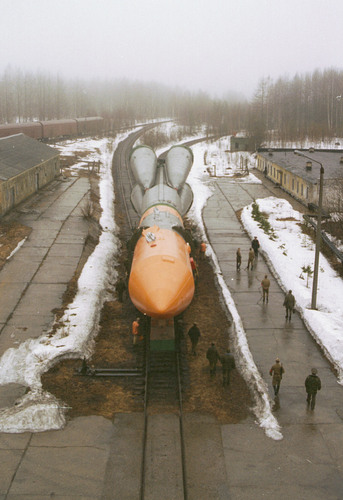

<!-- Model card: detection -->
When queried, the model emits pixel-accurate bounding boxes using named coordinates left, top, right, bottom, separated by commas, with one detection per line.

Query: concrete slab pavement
left=0, top=176, right=90, bottom=354
left=3, top=417, right=114, bottom=499
left=0, top=175, right=90, bottom=411
left=203, top=178, right=343, bottom=498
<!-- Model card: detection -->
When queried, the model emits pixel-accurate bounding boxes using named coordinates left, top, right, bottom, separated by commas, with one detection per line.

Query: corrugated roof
left=0, top=134, right=59, bottom=181
left=258, top=149, right=343, bottom=183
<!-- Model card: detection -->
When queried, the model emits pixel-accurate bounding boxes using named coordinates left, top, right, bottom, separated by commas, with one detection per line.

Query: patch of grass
left=251, top=201, right=277, bottom=240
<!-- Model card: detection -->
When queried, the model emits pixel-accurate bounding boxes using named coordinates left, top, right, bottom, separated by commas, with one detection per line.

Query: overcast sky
left=1, top=0, right=343, bottom=99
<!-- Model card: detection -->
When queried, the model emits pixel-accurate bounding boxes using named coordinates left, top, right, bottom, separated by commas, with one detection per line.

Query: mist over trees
left=0, top=66, right=343, bottom=143
left=249, top=69, right=343, bottom=145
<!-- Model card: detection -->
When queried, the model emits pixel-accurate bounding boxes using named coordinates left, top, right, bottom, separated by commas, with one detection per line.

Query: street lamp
left=294, top=150, right=324, bottom=310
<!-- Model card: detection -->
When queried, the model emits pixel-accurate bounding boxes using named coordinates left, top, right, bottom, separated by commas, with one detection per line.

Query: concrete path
left=0, top=176, right=90, bottom=357
left=202, top=178, right=343, bottom=499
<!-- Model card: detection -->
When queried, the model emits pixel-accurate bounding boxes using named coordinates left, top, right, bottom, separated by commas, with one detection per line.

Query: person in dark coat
left=220, top=349, right=236, bottom=386
left=188, top=323, right=201, bottom=355
left=305, top=368, right=321, bottom=410
left=115, top=279, right=126, bottom=302
left=283, top=290, right=295, bottom=320
left=236, top=248, right=242, bottom=271
left=252, top=236, right=260, bottom=256
left=206, top=343, right=220, bottom=376
left=269, top=358, right=284, bottom=396
left=246, top=248, right=255, bottom=270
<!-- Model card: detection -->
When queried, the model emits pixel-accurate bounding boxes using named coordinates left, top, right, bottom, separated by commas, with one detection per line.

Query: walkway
left=0, top=177, right=89, bottom=354
left=202, top=178, right=343, bottom=499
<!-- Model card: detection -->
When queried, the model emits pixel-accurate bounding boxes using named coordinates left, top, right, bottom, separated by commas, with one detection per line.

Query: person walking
left=252, top=236, right=260, bottom=256
left=188, top=323, right=201, bottom=355
left=269, top=358, right=284, bottom=396
left=305, top=368, right=321, bottom=410
left=283, top=290, right=295, bottom=320
left=200, top=241, right=207, bottom=260
left=115, top=278, right=126, bottom=303
left=132, top=317, right=140, bottom=345
left=261, top=275, right=270, bottom=303
left=236, top=248, right=242, bottom=271
left=206, top=343, right=220, bottom=376
left=190, top=257, right=198, bottom=282
left=246, top=248, right=255, bottom=270
left=220, top=349, right=236, bottom=386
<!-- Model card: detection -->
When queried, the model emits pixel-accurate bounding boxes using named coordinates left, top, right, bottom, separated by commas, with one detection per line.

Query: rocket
left=128, top=145, right=195, bottom=319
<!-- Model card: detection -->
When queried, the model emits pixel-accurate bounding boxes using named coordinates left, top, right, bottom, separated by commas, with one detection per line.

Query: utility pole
left=294, top=150, right=324, bottom=309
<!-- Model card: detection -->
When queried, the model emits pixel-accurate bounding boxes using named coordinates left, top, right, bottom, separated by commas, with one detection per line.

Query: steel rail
left=139, top=325, right=150, bottom=500
left=176, top=350, right=188, bottom=500
left=139, top=330, right=188, bottom=500
left=113, top=124, right=159, bottom=233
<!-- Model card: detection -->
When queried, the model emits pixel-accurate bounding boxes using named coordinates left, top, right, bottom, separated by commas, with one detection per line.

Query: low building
left=256, top=149, right=343, bottom=212
left=0, top=134, right=60, bottom=216
left=230, top=136, right=255, bottom=152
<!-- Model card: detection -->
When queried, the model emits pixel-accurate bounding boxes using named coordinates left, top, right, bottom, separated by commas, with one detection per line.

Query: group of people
left=260, top=278, right=296, bottom=321
left=206, top=343, right=236, bottom=385
left=236, top=236, right=260, bottom=272
left=260, top=276, right=295, bottom=320
left=236, top=237, right=297, bottom=320
left=187, top=323, right=236, bottom=386
left=269, top=357, right=322, bottom=410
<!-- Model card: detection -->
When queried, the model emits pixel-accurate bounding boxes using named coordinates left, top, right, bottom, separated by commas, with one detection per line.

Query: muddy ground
left=0, top=221, right=32, bottom=270
left=40, top=165, right=253, bottom=424
left=42, top=252, right=253, bottom=424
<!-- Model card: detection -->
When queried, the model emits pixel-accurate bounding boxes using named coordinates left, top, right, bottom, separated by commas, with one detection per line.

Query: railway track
left=140, top=327, right=188, bottom=500
left=112, top=126, right=193, bottom=499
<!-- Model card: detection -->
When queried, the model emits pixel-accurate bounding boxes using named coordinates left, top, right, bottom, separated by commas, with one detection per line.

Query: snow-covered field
left=0, top=124, right=342, bottom=440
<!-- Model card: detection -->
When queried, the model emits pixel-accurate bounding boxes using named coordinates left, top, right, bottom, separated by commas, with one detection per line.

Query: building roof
left=0, top=134, right=59, bottom=181
left=257, top=149, right=343, bottom=184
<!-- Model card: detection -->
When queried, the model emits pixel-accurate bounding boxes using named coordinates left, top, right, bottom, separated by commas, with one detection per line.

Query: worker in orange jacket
left=132, top=318, right=140, bottom=345
left=200, top=242, right=207, bottom=260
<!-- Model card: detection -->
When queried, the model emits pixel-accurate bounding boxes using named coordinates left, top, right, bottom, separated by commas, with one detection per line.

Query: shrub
left=251, top=201, right=277, bottom=240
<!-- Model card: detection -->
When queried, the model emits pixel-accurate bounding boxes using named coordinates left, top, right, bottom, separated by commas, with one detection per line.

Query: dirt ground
left=0, top=221, right=32, bottom=270
left=40, top=169, right=253, bottom=424
left=42, top=251, right=253, bottom=424
left=0, top=147, right=253, bottom=424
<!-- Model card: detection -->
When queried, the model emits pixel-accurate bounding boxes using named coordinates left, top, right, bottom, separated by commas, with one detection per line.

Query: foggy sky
left=1, top=0, right=343, bottom=99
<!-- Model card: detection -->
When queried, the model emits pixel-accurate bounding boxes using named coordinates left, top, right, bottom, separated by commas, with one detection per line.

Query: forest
left=1, top=66, right=343, bottom=144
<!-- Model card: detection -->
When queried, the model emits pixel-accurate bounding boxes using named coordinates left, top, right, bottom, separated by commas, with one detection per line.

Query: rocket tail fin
left=130, top=184, right=144, bottom=214
left=165, top=145, right=194, bottom=189
left=179, top=183, right=194, bottom=216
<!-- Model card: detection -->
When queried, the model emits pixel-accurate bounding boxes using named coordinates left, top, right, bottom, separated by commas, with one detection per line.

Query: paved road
left=0, top=162, right=343, bottom=498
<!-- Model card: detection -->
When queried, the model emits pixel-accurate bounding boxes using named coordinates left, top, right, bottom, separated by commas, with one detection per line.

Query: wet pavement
left=0, top=176, right=90, bottom=357
left=202, top=178, right=343, bottom=499
left=0, top=169, right=342, bottom=498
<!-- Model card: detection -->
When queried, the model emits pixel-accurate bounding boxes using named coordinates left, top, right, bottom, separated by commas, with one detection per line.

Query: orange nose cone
left=149, top=287, right=180, bottom=316
left=129, top=255, right=195, bottom=318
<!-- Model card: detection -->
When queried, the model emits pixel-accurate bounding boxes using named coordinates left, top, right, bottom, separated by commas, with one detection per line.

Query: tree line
left=249, top=68, right=343, bottom=145
left=1, top=66, right=343, bottom=143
